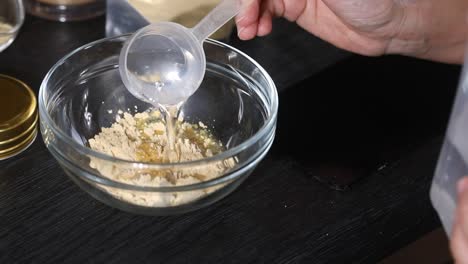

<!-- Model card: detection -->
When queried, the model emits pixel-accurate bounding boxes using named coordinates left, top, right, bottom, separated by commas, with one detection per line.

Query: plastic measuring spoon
left=119, top=0, right=240, bottom=106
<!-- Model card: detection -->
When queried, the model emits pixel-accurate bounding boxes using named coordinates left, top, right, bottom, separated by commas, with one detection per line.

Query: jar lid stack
left=0, top=74, right=37, bottom=160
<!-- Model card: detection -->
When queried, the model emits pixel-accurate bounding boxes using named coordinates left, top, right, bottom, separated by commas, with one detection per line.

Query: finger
left=257, top=9, right=273, bottom=36
left=451, top=177, right=468, bottom=263
left=458, top=177, right=468, bottom=196
left=281, top=0, right=307, bottom=22
left=458, top=177, right=468, bottom=239
left=236, top=0, right=259, bottom=26
left=451, top=218, right=468, bottom=263
left=237, top=23, right=258, bottom=40
left=236, top=0, right=260, bottom=40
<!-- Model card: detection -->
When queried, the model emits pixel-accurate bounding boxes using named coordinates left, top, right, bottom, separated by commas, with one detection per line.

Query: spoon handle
left=191, top=0, right=240, bottom=42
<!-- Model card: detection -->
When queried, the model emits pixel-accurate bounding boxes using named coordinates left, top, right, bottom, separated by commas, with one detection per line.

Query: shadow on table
left=273, top=55, right=461, bottom=190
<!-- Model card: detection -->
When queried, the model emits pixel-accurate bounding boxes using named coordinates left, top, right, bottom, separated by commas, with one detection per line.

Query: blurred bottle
left=24, top=0, right=105, bottom=22
left=431, top=50, right=468, bottom=236
left=106, top=0, right=233, bottom=40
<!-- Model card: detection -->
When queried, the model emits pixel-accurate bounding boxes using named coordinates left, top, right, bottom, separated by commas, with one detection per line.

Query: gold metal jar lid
left=0, top=74, right=38, bottom=160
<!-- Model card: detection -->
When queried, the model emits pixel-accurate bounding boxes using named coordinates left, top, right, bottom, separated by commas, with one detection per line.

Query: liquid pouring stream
left=119, top=0, right=239, bottom=154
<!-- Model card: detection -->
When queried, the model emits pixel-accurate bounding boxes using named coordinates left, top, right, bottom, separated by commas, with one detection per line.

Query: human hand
left=236, top=0, right=468, bottom=64
left=452, top=177, right=468, bottom=263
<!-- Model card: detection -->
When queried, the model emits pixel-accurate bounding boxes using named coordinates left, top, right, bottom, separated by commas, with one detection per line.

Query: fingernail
left=237, top=27, right=245, bottom=38
left=457, top=177, right=468, bottom=195
left=236, top=15, right=245, bottom=24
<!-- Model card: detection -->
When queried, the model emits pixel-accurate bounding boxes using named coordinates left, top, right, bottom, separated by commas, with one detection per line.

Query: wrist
left=386, top=1, right=468, bottom=64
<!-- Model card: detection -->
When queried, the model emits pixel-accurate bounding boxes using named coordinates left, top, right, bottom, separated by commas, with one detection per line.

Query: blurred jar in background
left=128, top=0, right=234, bottom=40
left=0, top=0, right=24, bottom=52
left=24, top=0, right=105, bottom=22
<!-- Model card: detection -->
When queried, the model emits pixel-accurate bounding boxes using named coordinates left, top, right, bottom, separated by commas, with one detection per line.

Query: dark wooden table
left=0, top=15, right=461, bottom=263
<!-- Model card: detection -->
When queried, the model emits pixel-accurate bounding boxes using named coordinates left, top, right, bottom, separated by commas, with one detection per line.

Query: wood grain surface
left=0, top=15, right=461, bottom=263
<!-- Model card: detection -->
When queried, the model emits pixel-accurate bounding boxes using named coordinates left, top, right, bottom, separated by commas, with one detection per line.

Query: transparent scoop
left=119, top=0, right=240, bottom=106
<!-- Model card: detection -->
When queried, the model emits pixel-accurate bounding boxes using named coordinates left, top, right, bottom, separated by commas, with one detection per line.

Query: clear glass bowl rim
left=39, top=35, right=279, bottom=171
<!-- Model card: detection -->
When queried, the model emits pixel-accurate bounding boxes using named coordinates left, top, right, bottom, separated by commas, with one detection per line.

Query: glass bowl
left=39, top=35, right=278, bottom=215
left=0, top=0, right=25, bottom=52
